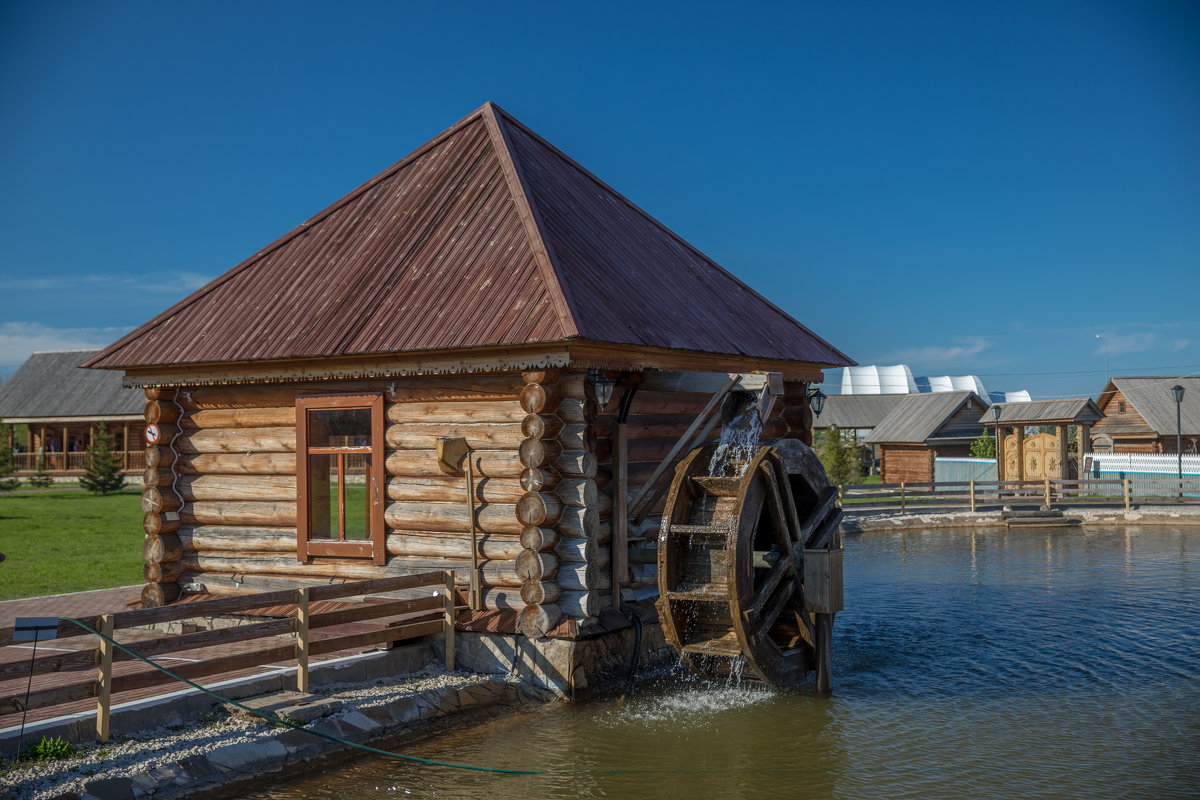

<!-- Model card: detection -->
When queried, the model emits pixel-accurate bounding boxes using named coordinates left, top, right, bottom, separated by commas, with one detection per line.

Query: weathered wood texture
left=879, top=444, right=934, bottom=484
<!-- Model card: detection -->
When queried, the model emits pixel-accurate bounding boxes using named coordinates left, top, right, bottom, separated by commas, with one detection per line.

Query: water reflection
left=252, top=526, right=1199, bottom=800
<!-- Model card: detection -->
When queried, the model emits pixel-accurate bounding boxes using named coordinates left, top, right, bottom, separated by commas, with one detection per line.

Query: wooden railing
left=0, top=571, right=457, bottom=742
left=839, top=477, right=1200, bottom=513
left=10, top=451, right=146, bottom=473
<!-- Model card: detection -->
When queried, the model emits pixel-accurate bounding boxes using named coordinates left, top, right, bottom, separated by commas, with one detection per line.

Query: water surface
left=255, top=526, right=1200, bottom=800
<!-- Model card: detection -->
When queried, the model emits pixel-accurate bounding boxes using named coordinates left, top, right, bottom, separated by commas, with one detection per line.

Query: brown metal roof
left=84, top=103, right=851, bottom=372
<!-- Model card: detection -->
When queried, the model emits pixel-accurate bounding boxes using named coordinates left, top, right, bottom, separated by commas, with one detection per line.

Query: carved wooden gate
left=1005, top=432, right=1062, bottom=480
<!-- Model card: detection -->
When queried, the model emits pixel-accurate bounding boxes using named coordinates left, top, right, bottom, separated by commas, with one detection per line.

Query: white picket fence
left=1085, top=453, right=1199, bottom=496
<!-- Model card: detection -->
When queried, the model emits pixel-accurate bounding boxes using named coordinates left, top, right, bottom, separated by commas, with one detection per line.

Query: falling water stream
left=252, top=525, right=1200, bottom=800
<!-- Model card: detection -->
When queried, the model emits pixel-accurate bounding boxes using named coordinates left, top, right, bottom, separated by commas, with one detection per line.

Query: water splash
left=707, top=392, right=763, bottom=477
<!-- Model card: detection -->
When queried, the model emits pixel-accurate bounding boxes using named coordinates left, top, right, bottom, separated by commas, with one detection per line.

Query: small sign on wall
left=144, top=423, right=161, bottom=445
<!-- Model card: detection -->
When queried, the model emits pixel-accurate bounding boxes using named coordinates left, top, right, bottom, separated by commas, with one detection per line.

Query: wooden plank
left=308, top=596, right=443, bottom=629
left=307, top=571, right=445, bottom=601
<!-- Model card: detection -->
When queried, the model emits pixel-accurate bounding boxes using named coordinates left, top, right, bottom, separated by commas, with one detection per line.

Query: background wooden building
left=85, top=103, right=852, bottom=647
left=862, top=391, right=988, bottom=483
left=1091, top=377, right=1200, bottom=454
left=979, top=397, right=1103, bottom=480
left=0, top=350, right=145, bottom=474
left=812, top=393, right=909, bottom=475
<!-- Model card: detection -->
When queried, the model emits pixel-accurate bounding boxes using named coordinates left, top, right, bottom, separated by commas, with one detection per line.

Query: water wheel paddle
left=656, top=439, right=843, bottom=690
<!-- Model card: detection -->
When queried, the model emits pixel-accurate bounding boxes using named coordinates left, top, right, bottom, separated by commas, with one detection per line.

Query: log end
left=518, top=603, right=563, bottom=639
left=141, top=581, right=181, bottom=608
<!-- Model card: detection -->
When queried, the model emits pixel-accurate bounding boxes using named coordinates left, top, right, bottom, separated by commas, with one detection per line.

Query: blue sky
left=1, top=0, right=1197, bottom=399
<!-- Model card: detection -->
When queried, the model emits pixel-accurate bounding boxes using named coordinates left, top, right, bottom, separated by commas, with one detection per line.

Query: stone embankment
left=3, top=669, right=554, bottom=800
left=843, top=505, right=1200, bottom=532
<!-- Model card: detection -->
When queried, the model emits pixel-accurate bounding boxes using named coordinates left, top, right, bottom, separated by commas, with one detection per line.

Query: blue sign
left=13, top=617, right=59, bottom=642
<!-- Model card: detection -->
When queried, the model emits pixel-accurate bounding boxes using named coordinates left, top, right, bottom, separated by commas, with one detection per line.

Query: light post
left=992, top=404, right=1003, bottom=489
left=1172, top=385, right=1185, bottom=487
left=1096, top=334, right=1108, bottom=382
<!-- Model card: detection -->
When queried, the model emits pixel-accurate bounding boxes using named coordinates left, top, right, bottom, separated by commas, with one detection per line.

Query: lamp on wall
left=588, top=369, right=615, bottom=409
left=1172, top=385, right=1185, bottom=483
left=808, top=388, right=826, bottom=417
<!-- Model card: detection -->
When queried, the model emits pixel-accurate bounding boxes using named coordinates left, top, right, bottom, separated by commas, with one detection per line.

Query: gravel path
left=2, top=667, right=515, bottom=800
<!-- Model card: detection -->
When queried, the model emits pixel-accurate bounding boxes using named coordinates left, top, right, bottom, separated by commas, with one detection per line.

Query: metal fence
left=933, top=457, right=997, bottom=483
left=1085, top=453, right=1200, bottom=497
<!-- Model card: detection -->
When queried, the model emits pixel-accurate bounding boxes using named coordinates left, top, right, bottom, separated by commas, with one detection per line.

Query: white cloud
left=1093, top=332, right=1192, bottom=356
left=887, top=337, right=991, bottom=368
left=0, top=321, right=131, bottom=371
left=1, top=272, right=214, bottom=294
left=1170, top=339, right=1190, bottom=352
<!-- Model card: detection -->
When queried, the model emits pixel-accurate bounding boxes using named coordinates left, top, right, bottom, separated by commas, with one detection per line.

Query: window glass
left=344, top=454, right=370, bottom=540
left=306, top=453, right=338, bottom=539
left=307, top=408, right=372, bottom=447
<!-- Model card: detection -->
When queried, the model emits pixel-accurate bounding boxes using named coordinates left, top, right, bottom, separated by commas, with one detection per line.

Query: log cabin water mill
left=83, top=102, right=853, bottom=695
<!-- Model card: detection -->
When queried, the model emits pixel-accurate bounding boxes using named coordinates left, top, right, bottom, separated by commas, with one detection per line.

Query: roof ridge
left=491, top=106, right=855, bottom=366
left=82, top=106, right=492, bottom=368
left=478, top=102, right=579, bottom=338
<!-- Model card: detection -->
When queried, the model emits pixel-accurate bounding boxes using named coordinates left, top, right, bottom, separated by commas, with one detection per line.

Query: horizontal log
left=144, top=387, right=174, bottom=401
left=142, top=487, right=182, bottom=514
left=519, top=438, right=562, bottom=468
left=180, top=552, right=523, bottom=586
left=145, top=446, right=176, bottom=469
left=630, top=563, right=657, bottom=587
left=142, top=581, right=181, bottom=608
left=174, top=427, right=295, bottom=454
left=558, top=590, right=598, bottom=619
left=559, top=424, right=588, bottom=450
left=520, top=467, right=559, bottom=493
left=178, top=526, right=296, bottom=553
left=555, top=537, right=596, bottom=563
left=386, top=475, right=524, bottom=504
left=144, top=468, right=175, bottom=487
left=386, top=450, right=521, bottom=478
left=385, top=501, right=520, bottom=535
left=555, top=478, right=596, bottom=507
left=593, top=415, right=786, bottom=441
left=182, top=406, right=294, bottom=429
left=387, top=532, right=524, bottom=561
left=144, top=512, right=181, bottom=537
left=521, top=413, right=563, bottom=440
left=182, top=501, right=297, bottom=527
left=555, top=449, right=596, bottom=478
left=557, top=506, right=599, bottom=539
left=144, top=533, right=182, bottom=563
left=516, top=492, right=562, bottom=527
left=520, top=383, right=560, bottom=414
left=386, top=400, right=525, bottom=424
left=519, top=603, right=562, bottom=638
left=557, top=563, right=602, bottom=591
left=177, top=474, right=297, bottom=502
left=520, top=526, right=559, bottom=552
left=144, top=560, right=182, bottom=583
left=520, top=580, right=562, bottom=604
left=385, top=423, right=524, bottom=450
left=179, top=570, right=351, bottom=596
left=516, top=550, right=558, bottom=581
left=146, top=401, right=182, bottom=425
left=556, top=397, right=585, bottom=424
left=522, top=369, right=561, bottom=385
left=177, top=452, right=297, bottom=475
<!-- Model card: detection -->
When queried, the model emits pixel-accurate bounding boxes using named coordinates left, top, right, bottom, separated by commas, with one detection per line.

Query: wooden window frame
left=296, top=393, right=386, bottom=564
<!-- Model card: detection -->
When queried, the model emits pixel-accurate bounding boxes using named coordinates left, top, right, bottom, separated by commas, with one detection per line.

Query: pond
left=253, top=525, right=1200, bottom=800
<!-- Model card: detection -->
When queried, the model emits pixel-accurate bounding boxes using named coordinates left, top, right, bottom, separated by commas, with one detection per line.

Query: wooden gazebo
left=84, top=103, right=852, bottom=687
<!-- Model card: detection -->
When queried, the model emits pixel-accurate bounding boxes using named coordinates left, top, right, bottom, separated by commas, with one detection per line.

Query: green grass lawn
left=0, top=489, right=144, bottom=601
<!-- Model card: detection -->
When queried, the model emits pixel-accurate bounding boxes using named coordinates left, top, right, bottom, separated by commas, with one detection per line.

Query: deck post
left=295, top=588, right=310, bottom=693
left=837, top=484, right=843, bottom=508
left=969, top=480, right=976, bottom=512
left=1044, top=478, right=1051, bottom=508
left=442, top=570, right=456, bottom=671
left=96, top=614, right=114, bottom=743
left=899, top=482, right=906, bottom=514
left=1124, top=479, right=1132, bottom=510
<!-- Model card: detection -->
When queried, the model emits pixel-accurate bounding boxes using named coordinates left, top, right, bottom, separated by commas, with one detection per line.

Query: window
left=1118, top=401, right=1126, bottom=414
left=296, top=394, right=385, bottom=563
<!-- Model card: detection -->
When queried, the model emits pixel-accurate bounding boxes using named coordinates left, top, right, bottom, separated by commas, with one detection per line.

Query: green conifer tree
left=0, top=423, right=19, bottom=491
left=27, top=450, right=53, bottom=488
left=969, top=431, right=997, bottom=459
left=820, top=425, right=862, bottom=486
left=80, top=425, right=126, bottom=495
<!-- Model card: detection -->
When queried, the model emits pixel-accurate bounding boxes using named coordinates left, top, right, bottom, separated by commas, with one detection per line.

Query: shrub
left=25, top=736, right=75, bottom=762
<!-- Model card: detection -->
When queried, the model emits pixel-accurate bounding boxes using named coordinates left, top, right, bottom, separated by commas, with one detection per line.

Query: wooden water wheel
left=656, top=439, right=843, bottom=690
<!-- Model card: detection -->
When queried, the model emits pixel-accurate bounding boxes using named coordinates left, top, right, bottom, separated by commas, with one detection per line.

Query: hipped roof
left=85, top=103, right=851, bottom=373
left=863, top=391, right=984, bottom=444
left=0, top=351, right=143, bottom=420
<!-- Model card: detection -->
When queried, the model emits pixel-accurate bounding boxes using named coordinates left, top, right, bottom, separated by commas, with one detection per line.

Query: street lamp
left=808, top=388, right=826, bottom=417
left=1172, top=385, right=1185, bottom=483
left=587, top=369, right=615, bottom=409
left=992, top=404, right=1003, bottom=484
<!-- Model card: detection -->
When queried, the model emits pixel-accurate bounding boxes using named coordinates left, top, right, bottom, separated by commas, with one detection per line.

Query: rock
left=207, top=740, right=287, bottom=772
left=81, top=777, right=135, bottom=800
